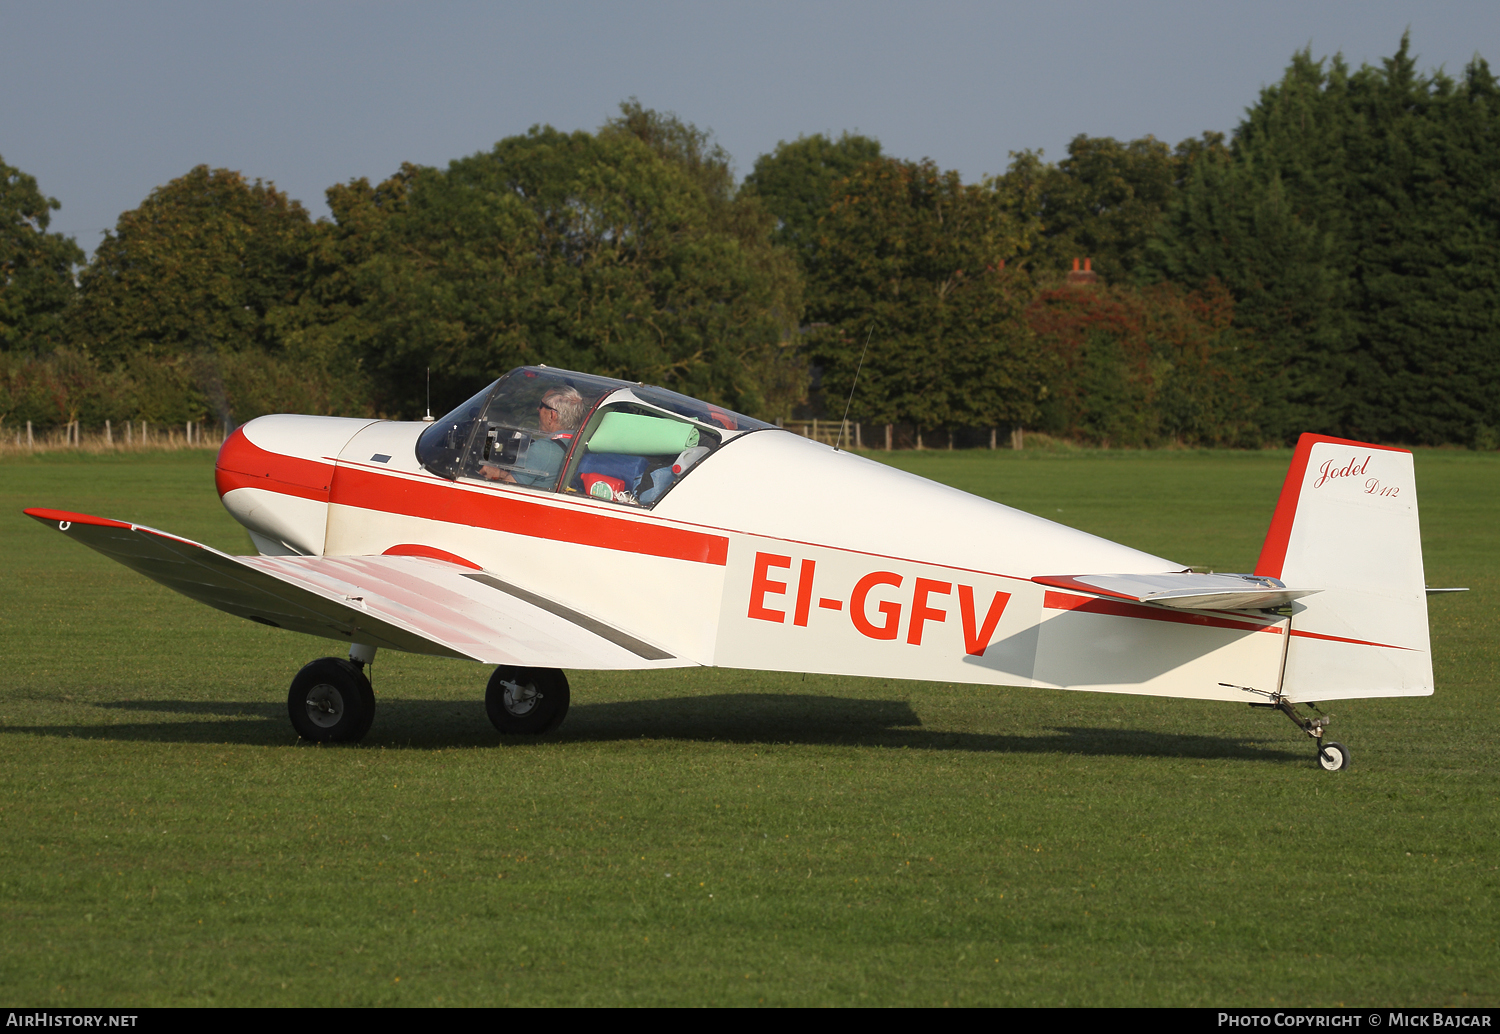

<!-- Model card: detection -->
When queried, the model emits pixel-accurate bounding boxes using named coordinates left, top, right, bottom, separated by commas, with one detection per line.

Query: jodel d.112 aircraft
left=26, top=366, right=1446, bottom=770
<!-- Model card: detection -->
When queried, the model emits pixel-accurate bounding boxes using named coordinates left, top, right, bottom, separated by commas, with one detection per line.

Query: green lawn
left=1, top=446, right=1495, bottom=1006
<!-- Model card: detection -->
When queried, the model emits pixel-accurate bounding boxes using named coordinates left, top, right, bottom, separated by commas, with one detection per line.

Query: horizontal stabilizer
left=24, top=508, right=688, bottom=670
left=1033, top=572, right=1320, bottom=611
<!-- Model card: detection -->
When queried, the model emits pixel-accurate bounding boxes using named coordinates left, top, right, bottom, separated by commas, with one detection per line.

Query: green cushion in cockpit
left=587, top=411, right=700, bottom=455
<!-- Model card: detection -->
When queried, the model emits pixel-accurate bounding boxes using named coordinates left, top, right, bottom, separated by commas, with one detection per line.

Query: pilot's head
left=539, top=386, right=586, bottom=434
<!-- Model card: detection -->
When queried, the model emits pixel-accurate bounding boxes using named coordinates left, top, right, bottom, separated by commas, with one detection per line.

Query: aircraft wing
left=1033, top=572, right=1320, bottom=611
left=24, top=508, right=688, bottom=670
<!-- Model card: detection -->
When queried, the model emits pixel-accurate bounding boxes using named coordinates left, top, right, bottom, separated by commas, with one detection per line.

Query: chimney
left=1066, top=257, right=1099, bottom=285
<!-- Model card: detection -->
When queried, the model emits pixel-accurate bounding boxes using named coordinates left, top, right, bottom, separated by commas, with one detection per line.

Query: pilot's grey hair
left=542, top=386, right=587, bottom=430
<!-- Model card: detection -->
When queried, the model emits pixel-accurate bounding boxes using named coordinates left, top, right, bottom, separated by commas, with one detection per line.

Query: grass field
left=1, top=446, right=1496, bottom=1007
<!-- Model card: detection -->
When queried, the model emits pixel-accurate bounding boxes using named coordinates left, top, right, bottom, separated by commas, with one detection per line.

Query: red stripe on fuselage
left=329, top=465, right=729, bottom=566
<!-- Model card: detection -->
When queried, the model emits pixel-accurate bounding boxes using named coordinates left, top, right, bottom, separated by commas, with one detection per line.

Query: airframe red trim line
left=226, top=431, right=1423, bottom=601
left=1288, top=627, right=1416, bottom=651
left=1254, top=433, right=1411, bottom=579
left=311, top=460, right=1168, bottom=587
left=330, top=466, right=729, bottom=566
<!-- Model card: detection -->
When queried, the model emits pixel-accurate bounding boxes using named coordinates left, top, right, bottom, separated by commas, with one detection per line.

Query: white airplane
left=26, top=366, right=1447, bottom=770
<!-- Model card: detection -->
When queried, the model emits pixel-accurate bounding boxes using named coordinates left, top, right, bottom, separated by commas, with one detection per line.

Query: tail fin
left=1256, top=434, right=1432, bottom=701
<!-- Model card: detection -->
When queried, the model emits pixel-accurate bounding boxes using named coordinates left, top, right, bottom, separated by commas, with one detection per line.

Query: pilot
left=481, top=385, right=587, bottom=487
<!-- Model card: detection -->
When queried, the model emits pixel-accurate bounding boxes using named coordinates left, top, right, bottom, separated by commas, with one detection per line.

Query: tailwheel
left=486, top=666, right=570, bottom=735
left=1230, top=683, right=1348, bottom=773
left=288, top=657, right=375, bottom=743
left=1318, top=741, right=1351, bottom=772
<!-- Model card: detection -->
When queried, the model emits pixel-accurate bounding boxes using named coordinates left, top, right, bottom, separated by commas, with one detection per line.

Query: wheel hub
left=305, top=684, right=345, bottom=728
left=501, top=679, right=540, bottom=716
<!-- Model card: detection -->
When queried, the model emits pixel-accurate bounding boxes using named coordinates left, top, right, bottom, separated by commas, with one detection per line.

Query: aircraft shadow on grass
left=9, top=693, right=1308, bottom=763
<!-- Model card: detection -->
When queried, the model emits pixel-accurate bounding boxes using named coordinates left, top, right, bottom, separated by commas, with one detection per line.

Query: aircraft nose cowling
left=216, top=414, right=378, bottom=556
left=215, top=415, right=376, bottom=501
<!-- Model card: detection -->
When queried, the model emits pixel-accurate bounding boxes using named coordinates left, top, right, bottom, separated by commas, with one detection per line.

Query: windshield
left=416, top=367, right=777, bottom=503
left=416, top=368, right=624, bottom=483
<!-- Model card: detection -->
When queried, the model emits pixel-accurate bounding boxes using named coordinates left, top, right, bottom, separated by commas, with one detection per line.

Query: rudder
left=1256, top=434, right=1433, bottom=702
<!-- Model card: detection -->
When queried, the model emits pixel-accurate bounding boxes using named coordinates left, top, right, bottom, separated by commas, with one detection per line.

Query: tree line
left=3, top=37, right=1497, bottom=448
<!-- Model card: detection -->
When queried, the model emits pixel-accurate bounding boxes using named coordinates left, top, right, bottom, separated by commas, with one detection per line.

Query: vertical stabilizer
left=1256, top=434, right=1432, bottom=701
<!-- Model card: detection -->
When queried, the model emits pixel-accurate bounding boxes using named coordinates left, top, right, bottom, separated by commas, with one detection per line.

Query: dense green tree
left=73, top=166, right=316, bottom=363
left=1147, top=155, right=1350, bottom=441
left=249, top=163, right=420, bottom=416
left=1027, top=281, right=1256, bottom=446
left=805, top=157, right=1042, bottom=433
left=1338, top=49, right=1500, bottom=443
left=347, top=118, right=804, bottom=419
left=604, top=99, right=736, bottom=214
left=68, top=166, right=376, bottom=423
left=1030, top=133, right=1228, bottom=282
left=1147, top=37, right=1500, bottom=444
left=0, top=156, right=84, bottom=353
left=742, top=132, right=883, bottom=267
left=602, top=102, right=807, bottom=408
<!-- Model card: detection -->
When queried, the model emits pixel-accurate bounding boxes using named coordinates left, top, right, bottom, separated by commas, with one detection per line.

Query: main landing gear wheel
left=486, top=666, right=570, bottom=735
left=1318, top=741, right=1351, bottom=772
left=288, top=657, right=375, bottom=743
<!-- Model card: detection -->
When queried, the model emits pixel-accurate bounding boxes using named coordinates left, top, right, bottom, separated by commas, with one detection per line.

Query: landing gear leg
left=1227, top=683, right=1349, bottom=771
left=1268, top=696, right=1349, bottom=771
left=349, top=643, right=377, bottom=670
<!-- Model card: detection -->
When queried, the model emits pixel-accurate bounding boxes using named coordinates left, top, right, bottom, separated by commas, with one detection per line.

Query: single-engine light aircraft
left=27, top=366, right=1448, bottom=770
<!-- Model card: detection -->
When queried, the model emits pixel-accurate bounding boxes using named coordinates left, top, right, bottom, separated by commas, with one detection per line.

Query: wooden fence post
left=26, top=421, right=33, bottom=448
left=105, top=420, right=112, bottom=445
left=885, top=424, right=892, bottom=451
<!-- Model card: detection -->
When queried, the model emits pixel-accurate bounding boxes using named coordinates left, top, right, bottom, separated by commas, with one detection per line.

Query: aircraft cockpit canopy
left=416, top=367, right=775, bottom=507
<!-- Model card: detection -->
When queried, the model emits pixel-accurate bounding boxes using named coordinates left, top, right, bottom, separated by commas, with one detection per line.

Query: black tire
left=1317, top=741, right=1350, bottom=772
left=486, top=666, right=570, bottom=735
left=288, top=657, right=375, bottom=743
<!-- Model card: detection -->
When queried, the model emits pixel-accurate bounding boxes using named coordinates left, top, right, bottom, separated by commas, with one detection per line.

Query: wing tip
left=24, top=507, right=134, bottom=530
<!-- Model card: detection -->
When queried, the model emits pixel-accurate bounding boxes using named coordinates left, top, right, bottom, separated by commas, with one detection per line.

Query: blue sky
left=3, top=1, right=1495, bottom=254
